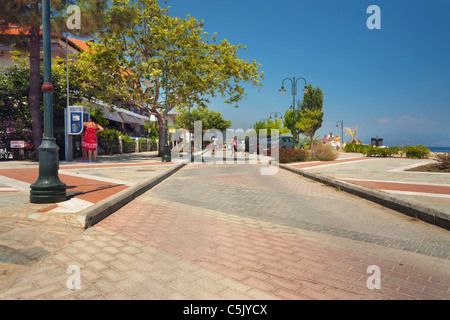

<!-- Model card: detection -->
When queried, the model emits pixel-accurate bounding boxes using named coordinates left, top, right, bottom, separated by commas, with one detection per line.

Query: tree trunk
left=29, top=24, right=43, bottom=160
left=155, top=112, right=165, bottom=157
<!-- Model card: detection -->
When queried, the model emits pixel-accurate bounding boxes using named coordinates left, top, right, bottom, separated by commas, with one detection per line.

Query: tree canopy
left=71, top=0, right=264, bottom=155
left=174, top=107, right=231, bottom=133
left=253, top=117, right=289, bottom=136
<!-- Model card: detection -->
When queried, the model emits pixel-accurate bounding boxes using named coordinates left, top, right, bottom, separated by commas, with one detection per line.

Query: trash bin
left=371, top=137, right=383, bottom=147
left=371, top=138, right=377, bottom=146
left=377, top=138, right=383, bottom=147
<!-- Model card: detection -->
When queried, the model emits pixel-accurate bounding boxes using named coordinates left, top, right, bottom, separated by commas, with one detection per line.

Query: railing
left=0, top=136, right=157, bottom=161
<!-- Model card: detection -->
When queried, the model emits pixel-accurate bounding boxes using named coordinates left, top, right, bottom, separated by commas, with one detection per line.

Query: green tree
left=0, top=52, right=84, bottom=154
left=252, top=117, right=289, bottom=136
left=283, top=108, right=302, bottom=140
left=72, top=0, right=264, bottom=156
left=299, top=84, right=324, bottom=136
left=175, top=107, right=231, bottom=133
left=0, top=0, right=108, bottom=158
left=296, top=108, right=324, bottom=149
left=0, top=55, right=31, bottom=124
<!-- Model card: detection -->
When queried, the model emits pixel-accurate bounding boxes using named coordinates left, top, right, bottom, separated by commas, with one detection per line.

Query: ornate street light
left=142, top=60, right=171, bottom=162
left=269, top=112, right=283, bottom=120
left=30, top=0, right=66, bottom=203
left=279, top=76, right=308, bottom=137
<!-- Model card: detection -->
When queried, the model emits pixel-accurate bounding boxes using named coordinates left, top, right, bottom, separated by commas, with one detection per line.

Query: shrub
left=343, top=142, right=367, bottom=153
left=363, top=146, right=399, bottom=157
left=279, top=147, right=309, bottom=163
left=97, top=128, right=133, bottom=155
left=435, top=153, right=450, bottom=170
left=404, top=145, right=430, bottom=159
left=310, top=144, right=338, bottom=161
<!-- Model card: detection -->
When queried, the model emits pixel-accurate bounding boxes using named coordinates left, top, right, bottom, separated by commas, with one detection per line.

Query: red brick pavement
left=0, top=168, right=129, bottom=204
left=98, top=198, right=450, bottom=300
left=0, top=162, right=174, bottom=204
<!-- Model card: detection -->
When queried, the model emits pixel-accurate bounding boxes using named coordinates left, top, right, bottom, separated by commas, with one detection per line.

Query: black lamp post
left=280, top=76, right=308, bottom=137
left=336, top=120, right=344, bottom=142
left=30, top=0, right=66, bottom=203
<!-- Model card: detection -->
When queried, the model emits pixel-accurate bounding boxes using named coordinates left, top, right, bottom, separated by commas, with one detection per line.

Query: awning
left=101, top=107, right=123, bottom=123
left=119, top=112, right=145, bottom=125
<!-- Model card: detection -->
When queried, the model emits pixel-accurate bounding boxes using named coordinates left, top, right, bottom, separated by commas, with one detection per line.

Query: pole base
left=162, top=144, right=171, bottom=162
left=30, top=188, right=67, bottom=204
left=30, top=137, right=67, bottom=204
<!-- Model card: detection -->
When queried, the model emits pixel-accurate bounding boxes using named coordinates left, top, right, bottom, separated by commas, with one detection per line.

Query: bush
left=435, top=153, right=450, bottom=169
left=363, top=146, right=399, bottom=157
left=404, top=145, right=430, bottom=159
left=97, top=128, right=133, bottom=155
left=310, top=144, right=338, bottom=161
left=279, top=147, right=309, bottom=163
left=343, top=142, right=367, bottom=153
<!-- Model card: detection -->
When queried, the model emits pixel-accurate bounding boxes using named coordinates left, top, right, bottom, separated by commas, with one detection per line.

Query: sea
left=427, top=147, right=450, bottom=153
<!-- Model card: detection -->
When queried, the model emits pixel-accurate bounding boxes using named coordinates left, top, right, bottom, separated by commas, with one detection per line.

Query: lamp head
left=303, top=86, right=308, bottom=94
left=142, top=76, right=152, bottom=89
left=279, top=86, right=286, bottom=94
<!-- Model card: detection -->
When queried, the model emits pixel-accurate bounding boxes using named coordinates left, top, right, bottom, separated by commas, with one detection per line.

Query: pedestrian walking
left=81, top=115, right=104, bottom=162
left=211, top=135, right=218, bottom=156
left=232, top=136, right=237, bottom=157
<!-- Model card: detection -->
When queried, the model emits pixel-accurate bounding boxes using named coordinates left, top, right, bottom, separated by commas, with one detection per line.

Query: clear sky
left=164, top=0, right=450, bottom=146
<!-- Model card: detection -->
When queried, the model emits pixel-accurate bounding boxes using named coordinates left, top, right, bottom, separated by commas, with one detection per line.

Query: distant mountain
left=359, top=133, right=450, bottom=147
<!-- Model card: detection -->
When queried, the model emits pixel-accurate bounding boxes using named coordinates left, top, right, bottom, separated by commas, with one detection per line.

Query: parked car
left=258, top=135, right=299, bottom=154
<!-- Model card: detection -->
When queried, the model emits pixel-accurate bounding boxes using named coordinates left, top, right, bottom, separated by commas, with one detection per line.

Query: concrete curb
left=279, top=163, right=450, bottom=231
left=83, top=161, right=187, bottom=228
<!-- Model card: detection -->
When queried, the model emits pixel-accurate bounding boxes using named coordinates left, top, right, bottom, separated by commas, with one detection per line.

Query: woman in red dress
left=81, top=116, right=104, bottom=162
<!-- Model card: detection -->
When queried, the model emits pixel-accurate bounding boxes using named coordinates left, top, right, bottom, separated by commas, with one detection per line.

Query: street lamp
left=279, top=76, right=308, bottom=137
left=336, top=120, right=344, bottom=142
left=269, top=112, right=283, bottom=120
left=30, top=0, right=66, bottom=203
left=142, top=60, right=171, bottom=162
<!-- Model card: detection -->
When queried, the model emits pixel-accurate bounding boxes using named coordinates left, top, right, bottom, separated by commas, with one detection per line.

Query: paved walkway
left=0, top=151, right=449, bottom=301
left=0, top=152, right=184, bottom=286
left=286, top=154, right=450, bottom=218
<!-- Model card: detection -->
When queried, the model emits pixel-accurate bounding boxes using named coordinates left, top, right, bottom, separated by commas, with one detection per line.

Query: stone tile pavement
left=0, top=151, right=449, bottom=301
left=0, top=155, right=449, bottom=301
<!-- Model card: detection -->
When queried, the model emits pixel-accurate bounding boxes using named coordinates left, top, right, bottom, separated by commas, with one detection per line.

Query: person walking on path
left=211, top=135, right=218, bottom=156
left=232, top=136, right=237, bottom=158
left=81, top=115, right=104, bottom=162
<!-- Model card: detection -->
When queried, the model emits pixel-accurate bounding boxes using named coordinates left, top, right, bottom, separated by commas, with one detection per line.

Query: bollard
left=118, top=136, right=123, bottom=154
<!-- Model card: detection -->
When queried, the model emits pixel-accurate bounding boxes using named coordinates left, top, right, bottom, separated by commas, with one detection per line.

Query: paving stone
left=0, top=157, right=449, bottom=300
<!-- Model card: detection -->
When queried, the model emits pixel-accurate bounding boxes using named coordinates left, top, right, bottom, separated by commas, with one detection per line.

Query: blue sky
left=164, top=0, right=450, bottom=146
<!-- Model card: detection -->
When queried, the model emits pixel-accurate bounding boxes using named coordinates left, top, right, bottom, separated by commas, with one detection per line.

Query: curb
left=279, top=163, right=450, bottom=231
left=83, top=161, right=187, bottom=228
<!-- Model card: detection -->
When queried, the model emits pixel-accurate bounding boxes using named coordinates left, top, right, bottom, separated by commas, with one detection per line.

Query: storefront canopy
left=101, top=107, right=124, bottom=123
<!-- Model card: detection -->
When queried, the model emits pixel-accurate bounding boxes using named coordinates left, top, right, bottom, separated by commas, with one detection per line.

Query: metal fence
left=1, top=136, right=156, bottom=161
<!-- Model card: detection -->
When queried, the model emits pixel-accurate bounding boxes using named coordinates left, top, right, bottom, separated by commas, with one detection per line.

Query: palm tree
left=345, top=124, right=359, bottom=144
